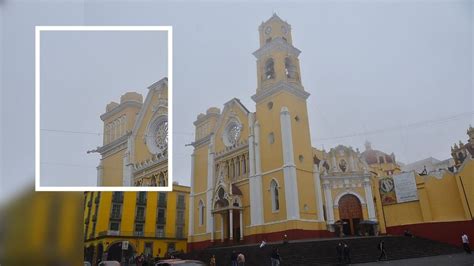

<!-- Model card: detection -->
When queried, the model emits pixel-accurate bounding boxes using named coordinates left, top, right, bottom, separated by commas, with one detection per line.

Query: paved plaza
left=354, top=253, right=474, bottom=266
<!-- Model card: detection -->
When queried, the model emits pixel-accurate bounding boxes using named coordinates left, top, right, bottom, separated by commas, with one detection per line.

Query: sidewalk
left=353, top=253, right=474, bottom=266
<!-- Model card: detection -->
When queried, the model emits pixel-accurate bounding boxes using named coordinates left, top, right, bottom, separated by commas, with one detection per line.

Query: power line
left=313, top=111, right=474, bottom=142
left=41, top=128, right=194, bottom=137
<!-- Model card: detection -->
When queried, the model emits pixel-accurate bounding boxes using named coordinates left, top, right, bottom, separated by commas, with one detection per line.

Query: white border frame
left=35, top=26, right=173, bottom=192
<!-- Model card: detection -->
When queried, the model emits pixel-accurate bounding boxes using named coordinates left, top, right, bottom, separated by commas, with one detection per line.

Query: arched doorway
left=84, top=245, right=94, bottom=264
left=338, top=194, right=363, bottom=236
left=97, top=243, right=104, bottom=263
left=107, top=241, right=135, bottom=263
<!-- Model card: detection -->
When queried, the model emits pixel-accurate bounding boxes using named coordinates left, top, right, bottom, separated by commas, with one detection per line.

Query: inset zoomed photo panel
left=36, top=27, right=172, bottom=191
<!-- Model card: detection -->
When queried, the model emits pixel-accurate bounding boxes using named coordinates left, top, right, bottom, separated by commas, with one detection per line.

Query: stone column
left=323, top=182, right=334, bottom=224
left=363, top=178, right=377, bottom=221
left=220, top=213, right=224, bottom=242
left=239, top=210, right=244, bottom=240
left=280, top=107, right=300, bottom=220
left=229, top=210, right=233, bottom=240
left=210, top=213, right=214, bottom=242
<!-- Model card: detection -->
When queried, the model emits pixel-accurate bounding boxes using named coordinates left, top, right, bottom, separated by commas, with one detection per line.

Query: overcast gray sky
left=40, top=30, right=167, bottom=186
left=1, top=0, right=473, bottom=201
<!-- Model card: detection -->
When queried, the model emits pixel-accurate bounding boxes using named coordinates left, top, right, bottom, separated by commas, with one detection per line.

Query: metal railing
left=95, top=230, right=186, bottom=239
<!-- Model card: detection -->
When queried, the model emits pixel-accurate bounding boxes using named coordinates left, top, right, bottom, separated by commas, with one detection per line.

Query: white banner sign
left=122, top=241, right=129, bottom=250
left=393, top=172, right=418, bottom=203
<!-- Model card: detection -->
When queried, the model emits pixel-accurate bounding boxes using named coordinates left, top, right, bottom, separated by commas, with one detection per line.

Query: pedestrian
left=283, top=234, right=289, bottom=245
left=377, top=240, right=387, bottom=261
left=136, top=253, right=144, bottom=266
left=259, top=239, right=267, bottom=248
left=270, top=248, right=281, bottom=266
left=237, top=252, right=245, bottom=266
left=209, top=254, right=216, bottom=266
left=231, top=250, right=238, bottom=266
left=343, top=242, right=351, bottom=264
left=462, top=232, right=471, bottom=254
left=336, top=242, right=343, bottom=263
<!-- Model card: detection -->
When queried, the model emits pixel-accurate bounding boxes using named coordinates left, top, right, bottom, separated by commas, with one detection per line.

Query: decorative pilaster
left=363, top=178, right=377, bottom=221
left=313, top=165, right=325, bottom=221
left=280, top=106, right=300, bottom=220
left=188, top=153, right=195, bottom=237
left=229, top=210, right=233, bottom=240
left=122, top=153, right=131, bottom=186
left=206, top=137, right=215, bottom=234
left=323, top=182, right=334, bottom=224
left=249, top=113, right=264, bottom=225
left=220, top=213, right=224, bottom=242
left=239, top=210, right=244, bottom=240
left=349, top=153, right=356, bottom=172
left=96, top=162, right=103, bottom=186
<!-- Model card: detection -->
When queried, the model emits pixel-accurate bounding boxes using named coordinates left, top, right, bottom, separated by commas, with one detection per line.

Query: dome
left=361, top=148, right=395, bottom=165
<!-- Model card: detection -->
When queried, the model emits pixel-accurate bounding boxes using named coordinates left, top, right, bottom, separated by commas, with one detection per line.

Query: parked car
left=155, top=259, right=206, bottom=265
left=98, top=261, right=121, bottom=266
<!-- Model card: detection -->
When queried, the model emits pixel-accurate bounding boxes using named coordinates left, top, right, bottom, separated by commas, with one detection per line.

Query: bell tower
left=253, top=13, right=306, bottom=98
left=249, top=14, right=318, bottom=222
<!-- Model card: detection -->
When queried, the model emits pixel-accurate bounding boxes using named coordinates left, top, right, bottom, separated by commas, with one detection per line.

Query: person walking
left=343, top=242, right=351, bottom=264
left=336, top=242, right=343, bottom=263
left=270, top=248, right=281, bottom=266
left=237, top=252, right=245, bottom=266
left=209, top=254, right=216, bottom=266
left=377, top=240, right=387, bottom=261
left=462, top=232, right=471, bottom=254
left=231, top=250, right=238, bottom=266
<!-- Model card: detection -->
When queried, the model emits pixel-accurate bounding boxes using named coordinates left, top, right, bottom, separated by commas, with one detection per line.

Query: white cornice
left=97, top=133, right=130, bottom=155
left=252, top=81, right=310, bottom=103
left=191, top=134, right=212, bottom=148
left=253, top=37, right=301, bottom=59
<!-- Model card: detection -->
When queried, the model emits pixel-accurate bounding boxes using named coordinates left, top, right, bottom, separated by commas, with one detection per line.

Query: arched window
left=270, top=180, right=280, bottom=212
left=236, top=159, right=240, bottom=177
left=264, top=58, right=275, bottom=80
left=242, top=155, right=247, bottom=174
left=198, top=200, right=204, bottom=226
left=158, top=173, right=166, bottom=186
left=285, top=57, right=298, bottom=79
left=230, top=161, right=235, bottom=179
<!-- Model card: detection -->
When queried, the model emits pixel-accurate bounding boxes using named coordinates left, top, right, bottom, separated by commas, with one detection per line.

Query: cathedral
left=90, top=78, right=168, bottom=187
left=187, top=14, right=474, bottom=250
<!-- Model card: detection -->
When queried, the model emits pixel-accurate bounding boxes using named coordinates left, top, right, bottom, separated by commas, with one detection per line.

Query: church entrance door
left=338, top=194, right=363, bottom=236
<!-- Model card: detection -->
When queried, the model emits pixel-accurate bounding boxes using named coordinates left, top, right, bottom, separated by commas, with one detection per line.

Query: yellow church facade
left=187, top=14, right=474, bottom=250
left=90, top=78, right=169, bottom=187
left=83, top=185, right=190, bottom=264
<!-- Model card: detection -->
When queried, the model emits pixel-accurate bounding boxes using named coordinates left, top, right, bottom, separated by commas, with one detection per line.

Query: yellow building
left=0, top=191, right=83, bottom=265
left=187, top=14, right=474, bottom=250
left=83, top=185, right=190, bottom=264
left=90, top=78, right=168, bottom=187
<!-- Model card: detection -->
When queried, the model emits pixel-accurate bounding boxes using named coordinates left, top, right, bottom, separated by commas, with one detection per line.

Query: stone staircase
left=184, top=236, right=463, bottom=265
